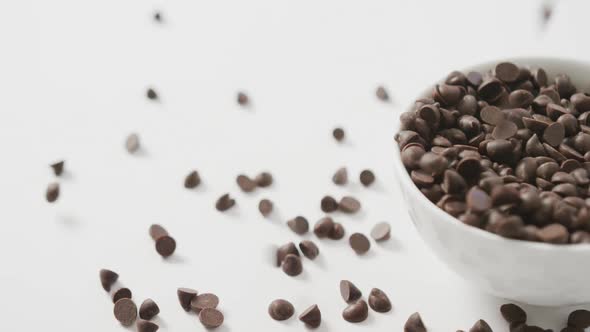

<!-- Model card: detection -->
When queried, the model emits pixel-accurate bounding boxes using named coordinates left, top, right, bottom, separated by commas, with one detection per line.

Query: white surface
left=0, top=0, right=588, bottom=330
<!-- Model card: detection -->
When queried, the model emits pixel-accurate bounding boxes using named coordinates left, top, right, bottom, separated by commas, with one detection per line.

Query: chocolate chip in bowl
left=393, top=58, right=590, bottom=306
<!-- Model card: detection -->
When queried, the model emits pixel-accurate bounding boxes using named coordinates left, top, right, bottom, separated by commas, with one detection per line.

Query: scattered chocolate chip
left=299, top=304, right=321, bottom=328
left=333, top=127, right=345, bottom=142
left=255, top=172, right=273, bottom=187
left=139, top=298, right=160, bottom=320
left=469, top=319, right=493, bottom=332
left=501, top=303, right=526, bottom=325
left=405, top=312, right=426, bottom=332
left=268, top=299, right=295, bottom=321
left=177, top=288, right=198, bottom=311
left=184, top=170, right=201, bottom=188
left=99, top=269, right=119, bottom=292
left=342, top=299, right=369, bottom=323
left=329, top=222, right=346, bottom=240
left=50, top=160, right=64, bottom=176
left=258, top=199, right=273, bottom=217
left=368, top=288, right=392, bottom=313
left=114, top=298, right=137, bottom=326
left=321, top=196, right=339, bottom=212
left=276, top=242, right=300, bottom=266
left=125, top=133, right=140, bottom=153
left=281, top=254, right=303, bottom=276
left=137, top=319, right=159, bottom=332
left=299, top=240, right=319, bottom=259
left=191, top=293, right=219, bottom=312
left=360, top=169, right=376, bottom=186
left=287, top=216, right=308, bottom=234
left=537, top=223, right=569, bottom=244
left=349, top=233, right=370, bottom=254
left=46, top=182, right=59, bottom=203
left=199, top=308, right=224, bottom=328
left=314, top=217, right=335, bottom=238
left=237, top=91, right=249, bottom=105
left=340, top=280, right=362, bottom=303
left=495, top=62, right=520, bottom=83
left=215, top=193, right=235, bottom=211
left=376, top=86, right=389, bottom=101
left=147, top=88, right=158, bottom=100
left=332, top=167, right=348, bottom=185
left=113, top=287, right=132, bottom=303
left=568, top=309, right=590, bottom=329
left=339, top=196, right=361, bottom=213
left=149, top=224, right=176, bottom=257
left=370, top=222, right=391, bottom=241
left=237, top=174, right=257, bottom=192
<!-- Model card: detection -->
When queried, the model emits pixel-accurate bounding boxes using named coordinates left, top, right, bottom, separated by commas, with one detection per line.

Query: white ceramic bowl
left=393, top=57, right=590, bottom=306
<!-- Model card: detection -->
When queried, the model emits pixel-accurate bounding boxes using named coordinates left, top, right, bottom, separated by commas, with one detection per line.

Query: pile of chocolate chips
left=396, top=61, right=590, bottom=244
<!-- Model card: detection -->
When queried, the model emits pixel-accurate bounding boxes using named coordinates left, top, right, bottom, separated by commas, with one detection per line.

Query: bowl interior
left=393, top=57, right=590, bottom=252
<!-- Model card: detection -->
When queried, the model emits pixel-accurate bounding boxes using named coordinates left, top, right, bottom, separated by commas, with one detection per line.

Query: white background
left=1, top=0, right=589, bottom=330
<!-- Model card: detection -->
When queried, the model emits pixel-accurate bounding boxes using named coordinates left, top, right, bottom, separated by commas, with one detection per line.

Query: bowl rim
left=393, top=56, right=590, bottom=252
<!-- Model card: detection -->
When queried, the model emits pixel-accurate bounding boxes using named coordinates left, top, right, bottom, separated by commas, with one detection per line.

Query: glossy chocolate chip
left=368, top=288, right=392, bottom=313
left=268, top=299, right=294, bottom=321
left=342, top=300, right=369, bottom=323
left=340, top=280, right=362, bottom=303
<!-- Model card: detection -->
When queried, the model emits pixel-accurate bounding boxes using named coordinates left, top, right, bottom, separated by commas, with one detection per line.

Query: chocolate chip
left=99, top=269, right=119, bottom=292
left=555, top=74, right=576, bottom=99
left=299, top=304, right=321, bottom=328
left=434, top=84, right=465, bottom=106
left=137, top=319, right=159, bottom=332
left=125, top=133, right=140, bottom=153
left=314, top=217, right=335, bottom=238
left=114, top=298, right=137, bottom=326
left=333, top=127, right=345, bottom=142
left=50, top=160, right=64, bottom=176
left=177, top=288, right=198, bottom=311
left=509, top=89, right=535, bottom=108
left=321, top=195, right=339, bottom=212
left=370, top=222, right=391, bottom=241
left=568, top=309, right=590, bottom=329
left=469, top=319, right=493, bottom=332
left=299, top=240, right=319, bottom=259
left=276, top=242, right=300, bottom=266
left=339, top=196, right=361, bottom=213
left=531, top=67, right=548, bottom=87
left=401, top=145, right=426, bottom=169
left=342, top=299, right=369, bottom=323
left=340, top=280, right=362, bottom=302
left=495, top=62, right=520, bottom=83
left=404, top=312, right=426, bottom=332
left=199, top=308, right=224, bottom=328
left=282, top=254, right=303, bottom=276
left=466, top=187, right=491, bottom=213
left=149, top=224, right=176, bottom=257
left=571, top=93, right=590, bottom=112
left=215, top=193, right=235, bottom=211
left=360, top=169, right=375, bottom=186
left=368, top=288, right=391, bottom=313
left=332, top=167, right=348, bottom=185
left=191, top=293, right=219, bottom=312
left=184, top=170, right=201, bottom=189
left=46, top=182, right=59, bottom=203
left=258, top=199, right=273, bottom=217
left=237, top=174, right=257, bottom=192
left=237, top=91, right=249, bottom=105
left=153, top=11, right=162, bottom=22
left=113, top=287, right=132, bottom=303
left=255, top=172, right=273, bottom=187
left=493, top=120, right=518, bottom=140
left=478, top=79, right=504, bottom=102
left=537, top=223, right=568, bottom=244
left=139, top=298, right=160, bottom=320
left=268, top=299, right=294, bottom=321
left=376, top=86, right=389, bottom=101
left=349, top=233, right=370, bottom=254
left=442, top=169, right=467, bottom=194
left=287, top=216, right=309, bottom=235
left=480, top=106, right=504, bottom=125
left=467, top=71, right=483, bottom=86
left=147, top=88, right=158, bottom=100
left=329, top=222, right=346, bottom=240
left=500, top=303, right=527, bottom=325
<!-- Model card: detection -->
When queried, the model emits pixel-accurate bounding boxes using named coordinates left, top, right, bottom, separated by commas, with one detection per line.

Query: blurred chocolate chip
left=480, top=106, right=504, bottom=125
left=333, top=127, right=345, bottom=142
left=401, top=145, right=426, bottom=170
left=191, top=293, right=219, bottom=312
left=237, top=91, right=249, bottom=105
left=114, top=298, right=137, bottom=326
left=50, top=160, right=64, bottom=176
left=46, top=182, right=60, bottom=203
left=215, top=193, right=235, bottom=211
left=466, top=187, right=492, bottom=213
left=139, top=298, right=160, bottom=320
left=99, top=269, right=119, bottom=292
left=287, top=216, right=309, bottom=235
left=276, top=242, right=299, bottom=266
left=537, top=223, right=569, bottom=244
left=332, top=167, right=348, bottom=185
left=184, top=170, right=201, bottom=188
left=259, top=199, right=274, bottom=217
left=321, top=195, right=339, bottom=212
left=237, top=174, right=257, bottom=192
left=568, top=309, right=590, bottom=329
left=342, top=300, right=369, bottom=323
left=147, top=88, right=158, bottom=100
left=314, top=217, right=335, bottom=238
left=299, top=304, right=321, bottom=328
left=113, top=288, right=132, bottom=303
left=329, top=222, right=346, bottom=240
left=199, top=308, right=224, bottom=328
left=405, top=312, right=426, bottom=332
left=268, top=299, right=294, bottom=321
left=349, top=233, right=370, bottom=254
left=255, top=172, right=273, bottom=187
left=149, top=224, right=176, bottom=257
left=469, top=319, right=493, bottom=332
left=531, top=68, right=548, bottom=87
left=137, top=319, right=159, bottom=332
left=153, top=11, right=162, bottom=22
left=478, top=78, right=504, bottom=102
left=467, top=71, right=483, bottom=87
left=555, top=74, right=576, bottom=99
left=370, top=222, right=391, bottom=241
left=177, top=288, right=198, bottom=311
left=368, top=288, right=391, bottom=313
left=299, top=240, right=319, bottom=259
left=125, top=133, right=140, bottom=153
left=360, top=169, right=376, bottom=186
left=340, top=280, right=362, bottom=302
left=571, top=231, right=590, bottom=243
left=500, top=303, right=526, bottom=325
left=339, top=196, right=361, bottom=213
left=434, top=84, right=465, bottom=106
left=376, top=86, right=389, bottom=101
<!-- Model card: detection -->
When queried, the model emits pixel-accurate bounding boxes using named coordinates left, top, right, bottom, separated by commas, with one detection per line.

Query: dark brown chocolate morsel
left=268, top=299, right=294, bottom=321
left=342, top=299, right=369, bottom=323
left=339, top=196, right=361, bottom=213
left=281, top=254, right=303, bottom=276
left=46, top=182, right=60, bottom=203
left=237, top=174, right=257, bottom=192
left=113, top=288, right=132, bottom=303
left=237, top=91, right=249, bottom=105
left=349, top=233, right=370, bottom=254
left=299, top=304, right=321, bottom=328
left=276, top=242, right=300, bottom=266
left=259, top=199, right=274, bottom=217
left=149, top=224, right=176, bottom=258
left=177, top=288, right=198, bottom=311
left=329, top=222, right=346, bottom=240
left=191, top=293, right=219, bottom=312
left=340, top=280, right=362, bottom=303
left=404, top=312, right=426, bottom=332
left=215, top=193, right=236, bottom=211
left=199, top=308, right=224, bottom=328
left=147, top=88, right=158, bottom=100
left=368, top=288, right=392, bottom=313
left=50, top=161, right=64, bottom=176
left=537, top=223, right=569, bottom=244
left=114, top=298, right=138, bottom=326
left=139, top=298, right=160, bottom=320
left=332, top=167, right=348, bottom=185
left=360, top=169, right=376, bottom=186
left=299, top=240, right=319, bottom=259
left=321, top=195, right=339, bottom=212
left=376, top=86, right=389, bottom=101
left=500, top=303, right=526, bottom=325
left=314, top=217, right=335, bottom=238
left=469, top=319, right=493, bottom=332
left=568, top=309, right=590, bottom=329
left=137, top=319, right=159, bottom=332
left=255, top=172, right=273, bottom=187
left=495, top=62, right=520, bottom=83
left=287, top=216, right=308, bottom=234
left=99, top=269, right=119, bottom=292
left=184, top=170, right=201, bottom=188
